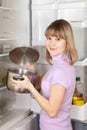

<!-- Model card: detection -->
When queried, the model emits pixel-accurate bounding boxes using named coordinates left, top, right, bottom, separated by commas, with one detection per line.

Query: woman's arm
left=30, top=82, right=66, bottom=117
left=11, top=75, right=66, bottom=118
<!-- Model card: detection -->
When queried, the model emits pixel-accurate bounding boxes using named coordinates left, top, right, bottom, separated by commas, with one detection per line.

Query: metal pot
left=6, top=46, right=39, bottom=93
left=6, top=68, right=37, bottom=93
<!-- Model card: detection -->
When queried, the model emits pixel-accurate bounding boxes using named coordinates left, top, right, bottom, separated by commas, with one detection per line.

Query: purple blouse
left=40, top=53, right=76, bottom=130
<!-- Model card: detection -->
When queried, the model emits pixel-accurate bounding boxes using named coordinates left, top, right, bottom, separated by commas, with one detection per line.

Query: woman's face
left=46, top=36, right=66, bottom=56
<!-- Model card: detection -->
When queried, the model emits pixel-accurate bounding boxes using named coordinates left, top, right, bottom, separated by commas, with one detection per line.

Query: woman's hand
left=10, top=75, right=34, bottom=91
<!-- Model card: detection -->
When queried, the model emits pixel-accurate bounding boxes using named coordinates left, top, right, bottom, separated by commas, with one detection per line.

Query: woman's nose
left=50, top=39, right=56, bottom=46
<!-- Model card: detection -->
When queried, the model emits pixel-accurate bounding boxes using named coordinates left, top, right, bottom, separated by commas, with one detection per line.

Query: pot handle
left=13, top=75, right=24, bottom=81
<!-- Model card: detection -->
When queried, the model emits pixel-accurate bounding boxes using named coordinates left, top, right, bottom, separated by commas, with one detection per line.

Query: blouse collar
left=52, top=52, right=69, bottom=65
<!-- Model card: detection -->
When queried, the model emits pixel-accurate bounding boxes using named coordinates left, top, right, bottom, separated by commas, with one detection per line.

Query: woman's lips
left=50, top=48, right=57, bottom=51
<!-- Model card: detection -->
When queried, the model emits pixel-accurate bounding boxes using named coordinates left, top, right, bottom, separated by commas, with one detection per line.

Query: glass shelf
left=0, top=53, right=9, bottom=57
left=0, top=37, right=16, bottom=41
left=0, top=6, right=15, bottom=11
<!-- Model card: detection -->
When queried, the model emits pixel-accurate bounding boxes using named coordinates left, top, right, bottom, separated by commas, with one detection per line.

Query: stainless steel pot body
left=6, top=68, right=37, bottom=93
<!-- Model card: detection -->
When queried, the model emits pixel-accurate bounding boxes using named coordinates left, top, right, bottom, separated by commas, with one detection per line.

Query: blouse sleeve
left=51, top=68, right=70, bottom=89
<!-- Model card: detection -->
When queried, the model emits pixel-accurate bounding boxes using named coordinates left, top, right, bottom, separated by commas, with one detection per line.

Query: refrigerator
left=0, top=0, right=87, bottom=130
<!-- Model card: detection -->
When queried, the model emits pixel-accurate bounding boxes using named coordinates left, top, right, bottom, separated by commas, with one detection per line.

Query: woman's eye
left=47, top=37, right=51, bottom=40
left=56, top=37, right=61, bottom=40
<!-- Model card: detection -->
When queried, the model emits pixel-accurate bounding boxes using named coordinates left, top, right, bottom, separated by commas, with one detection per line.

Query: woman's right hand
left=10, top=75, right=34, bottom=92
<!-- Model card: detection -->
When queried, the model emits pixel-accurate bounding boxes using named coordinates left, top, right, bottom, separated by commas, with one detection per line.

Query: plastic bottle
left=72, top=77, right=85, bottom=106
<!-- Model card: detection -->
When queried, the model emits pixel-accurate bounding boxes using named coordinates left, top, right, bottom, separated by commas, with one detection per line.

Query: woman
left=11, top=19, right=78, bottom=130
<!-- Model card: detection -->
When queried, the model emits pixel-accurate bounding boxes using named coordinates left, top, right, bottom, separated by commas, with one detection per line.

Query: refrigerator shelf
left=0, top=53, right=9, bottom=57
left=0, top=37, right=17, bottom=41
left=0, top=6, right=15, bottom=11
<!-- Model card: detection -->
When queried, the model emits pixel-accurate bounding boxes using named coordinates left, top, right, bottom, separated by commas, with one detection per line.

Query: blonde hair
left=45, top=19, right=78, bottom=65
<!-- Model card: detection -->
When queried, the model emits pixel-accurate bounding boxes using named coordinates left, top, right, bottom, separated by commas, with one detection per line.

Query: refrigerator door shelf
left=70, top=103, right=87, bottom=121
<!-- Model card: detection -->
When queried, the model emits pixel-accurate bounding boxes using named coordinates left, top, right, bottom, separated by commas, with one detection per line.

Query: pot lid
left=9, top=47, right=39, bottom=65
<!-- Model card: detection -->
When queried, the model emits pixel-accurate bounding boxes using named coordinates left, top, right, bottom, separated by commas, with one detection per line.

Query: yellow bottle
left=75, top=93, right=84, bottom=106
left=72, top=77, right=85, bottom=106
left=72, top=94, right=78, bottom=105
left=72, top=94, right=84, bottom=106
